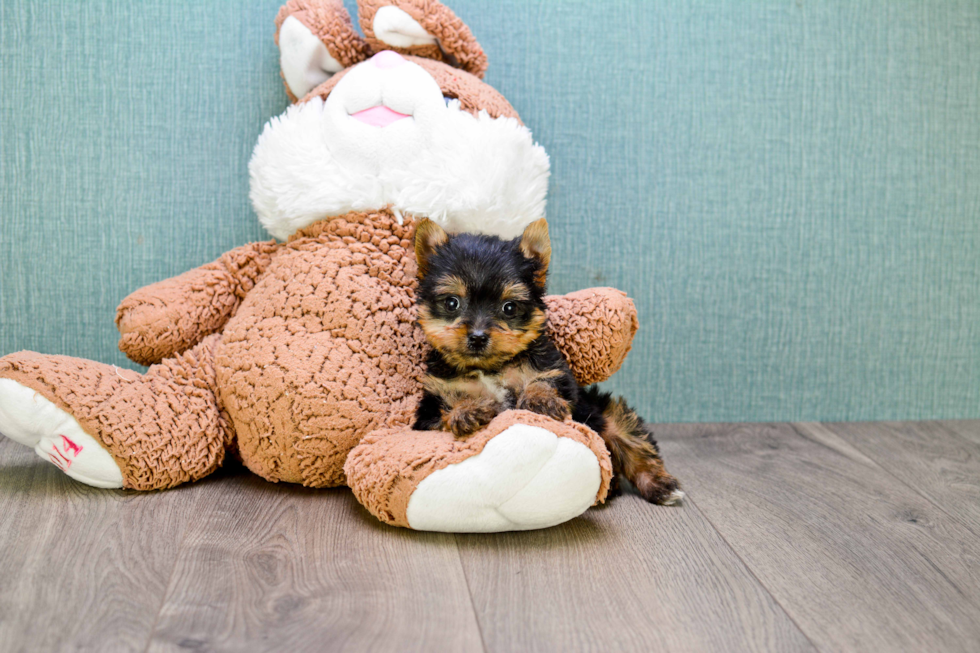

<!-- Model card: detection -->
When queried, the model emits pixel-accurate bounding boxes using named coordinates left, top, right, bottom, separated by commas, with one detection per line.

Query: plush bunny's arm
left=116, top=242, right=280, bottom=366
left=544, top=288, right=639, bottom=386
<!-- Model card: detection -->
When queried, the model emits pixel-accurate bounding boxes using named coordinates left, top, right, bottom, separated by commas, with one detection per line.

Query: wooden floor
left=1, top=420, right=979, bottom=652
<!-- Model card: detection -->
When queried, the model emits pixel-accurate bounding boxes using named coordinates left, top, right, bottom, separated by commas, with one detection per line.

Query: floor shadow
left=452, top=513, right=612, bottom=551
left=341, top=487, right=613, bottom=548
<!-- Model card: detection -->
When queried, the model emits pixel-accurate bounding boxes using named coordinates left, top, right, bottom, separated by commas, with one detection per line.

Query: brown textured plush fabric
left=357, top=0, right=488, bottom=78
left=344, top=409, right=614, bottom=528
left=0, top=335, right=232, bottom=491
left=275, top=0, right=373, bottom=103
left=408, top=56, right=518, bottom=121
left=217, top=211, right=424, bottom=488
left=302, top=55, right=520, bottom=122
left=546, top=288, right=639, bottom=386
left=116, top=242, right=279, bottom=366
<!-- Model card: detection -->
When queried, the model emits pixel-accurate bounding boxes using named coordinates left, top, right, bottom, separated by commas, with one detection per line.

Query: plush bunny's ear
left=357, top=0, right=488, bottom=79
left=275, top=0, right=373, bottom=101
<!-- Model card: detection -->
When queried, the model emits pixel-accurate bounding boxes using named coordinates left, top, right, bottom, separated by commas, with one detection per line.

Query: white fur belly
left=472, top=372, right=509, bottom=404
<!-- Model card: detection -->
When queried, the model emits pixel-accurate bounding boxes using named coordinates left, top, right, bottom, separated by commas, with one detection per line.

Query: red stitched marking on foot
left=60, top=435, right=83, bottom=456
left=48, top=435, right=83, bottom=471
left=50, top=446, right=72, bottom=468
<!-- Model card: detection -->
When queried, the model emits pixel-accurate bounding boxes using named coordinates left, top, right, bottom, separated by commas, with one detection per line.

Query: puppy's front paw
left=517, top=384, right=571, bottom=421
left=444, top=398, right=500, bottom=438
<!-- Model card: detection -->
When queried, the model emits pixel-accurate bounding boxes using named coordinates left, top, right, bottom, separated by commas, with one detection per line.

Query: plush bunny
left=0, top=0, right=640, bottom=532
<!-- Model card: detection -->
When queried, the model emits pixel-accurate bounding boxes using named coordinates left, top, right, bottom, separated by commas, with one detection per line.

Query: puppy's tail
left=573, top=386, right=683, bottom=506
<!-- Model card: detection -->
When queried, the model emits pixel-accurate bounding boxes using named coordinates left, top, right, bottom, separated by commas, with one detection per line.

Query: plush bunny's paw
left=345, top=410, right=614, bottom=533
left=0, top=379, right=123, bottom=488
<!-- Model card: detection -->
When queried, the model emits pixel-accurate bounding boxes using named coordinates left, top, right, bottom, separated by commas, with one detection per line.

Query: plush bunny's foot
left=406, top=423, right=600, bottom=532
left=0, top=340, right=233, bottom=491
left=0, top=379, right=123, bottom=488
left=345, top=410, right=613, bottom=533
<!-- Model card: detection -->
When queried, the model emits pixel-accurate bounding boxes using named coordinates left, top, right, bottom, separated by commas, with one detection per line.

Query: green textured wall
left=1, top=1, right=978, bottom=422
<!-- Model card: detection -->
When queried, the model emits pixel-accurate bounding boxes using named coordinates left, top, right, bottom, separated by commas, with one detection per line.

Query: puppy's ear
left=519, top=219, right=552, bottom=289
left=414, top=218, right=449, bottom=277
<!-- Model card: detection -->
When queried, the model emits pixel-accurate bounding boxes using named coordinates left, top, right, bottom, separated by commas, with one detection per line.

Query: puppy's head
left=414, top=218, right=552, bottom=369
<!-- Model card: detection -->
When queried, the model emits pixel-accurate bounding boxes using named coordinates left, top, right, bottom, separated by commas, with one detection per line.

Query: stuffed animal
left=0, top=0, right=640, bottom=532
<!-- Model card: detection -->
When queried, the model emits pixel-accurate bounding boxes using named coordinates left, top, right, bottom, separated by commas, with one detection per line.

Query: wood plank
left=145, top=473, right=484, bottom=653
left=941, top=420, right=980, bottom=447
left=817, top=421, right=980, bottom=536
left=0, top=438, right=199, bottom=652
left=8, top=419, right=980, bottom=651
left=657, top=422, right=980, bottom=652
left=455, top=471, right=815, bottom=653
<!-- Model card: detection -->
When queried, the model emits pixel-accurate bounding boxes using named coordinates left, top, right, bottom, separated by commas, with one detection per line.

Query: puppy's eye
left=445, top=296, right=460, bottom=312
left=501, top=301, right=517, bottom=317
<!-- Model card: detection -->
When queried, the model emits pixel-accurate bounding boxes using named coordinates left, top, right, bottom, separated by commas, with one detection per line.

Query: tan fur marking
left=516, top=381, right=570, bottom=421
left=500, top=362, right=561, bottom=395
left=602, top=401, right=658, bottom=478
left=424, top=372, right=506, bottom=406
left=418, top=305, right=469, bottom=358
left=501, top=282, right=531, bottom=302
left=458, top=308, right=545, bottom=370
left=434, top=276, right=467, bottom=298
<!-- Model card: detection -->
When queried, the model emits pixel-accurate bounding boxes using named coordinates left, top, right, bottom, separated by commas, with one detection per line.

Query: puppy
left=412, top=218, right=682, bottom=505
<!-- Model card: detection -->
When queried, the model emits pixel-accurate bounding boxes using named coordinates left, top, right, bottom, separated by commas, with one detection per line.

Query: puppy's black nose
left=467, top=332, right=489, bottom=351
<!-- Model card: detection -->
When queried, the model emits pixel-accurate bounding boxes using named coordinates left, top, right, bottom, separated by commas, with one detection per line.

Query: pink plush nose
left=373, top=50, right=406, bottom=69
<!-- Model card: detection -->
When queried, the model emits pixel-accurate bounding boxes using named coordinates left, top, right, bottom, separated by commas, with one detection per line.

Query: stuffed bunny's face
left=250, top=1, right=550, bottom=241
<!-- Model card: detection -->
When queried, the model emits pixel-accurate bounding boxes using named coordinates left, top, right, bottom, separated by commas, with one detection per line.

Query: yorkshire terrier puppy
left=412, top=218, right=683, bottom=505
